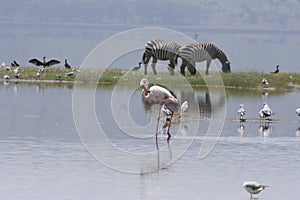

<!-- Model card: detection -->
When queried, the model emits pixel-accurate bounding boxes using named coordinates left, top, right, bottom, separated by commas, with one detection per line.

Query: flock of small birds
left=1, top=57, right=76, bottom=81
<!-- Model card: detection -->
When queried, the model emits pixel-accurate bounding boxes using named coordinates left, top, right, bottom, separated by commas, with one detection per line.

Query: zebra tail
left=142, top=52, right=147, bottom=64
left=174, top=55, right=178, bottom=66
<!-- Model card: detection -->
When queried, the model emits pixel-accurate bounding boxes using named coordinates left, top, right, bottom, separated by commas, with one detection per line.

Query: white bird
left=1, top=62, right=5, bottom=69
left=243, top=181, right=268, bottom=199
left=140, top=78, right=178, bottom=142
left=261, top=78, right=269, bottom=85
left=296, top=108, right=300, bottom=116
left=238, top=104, right=246, bottom=120
left=65, top=71, right=75, bottom=77
left=180, top=101, right=189, bottom=114
left=14, top=67, right=20, bottom=78
left=3, top=74, right=10, bottom=81
left=259, top=102, right=273, bottom=119
left=36, top=71, right=41, bottom=78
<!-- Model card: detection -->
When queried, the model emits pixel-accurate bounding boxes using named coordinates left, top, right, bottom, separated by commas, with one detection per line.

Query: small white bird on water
left=296, top=108, right=300, bottom=116
left=238, top=104, right=246, bottom=120
left=243, top=181, right=268, bottom=199
left=180, top=101, right=188, bottom=115
left=259, top=102, right=273, bottom=119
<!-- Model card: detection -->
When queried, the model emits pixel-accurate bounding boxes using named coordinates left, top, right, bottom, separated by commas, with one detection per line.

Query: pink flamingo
left=140, top=78, right=178, bottom=142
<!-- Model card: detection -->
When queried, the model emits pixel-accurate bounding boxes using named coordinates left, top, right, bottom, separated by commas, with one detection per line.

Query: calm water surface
left=0, top=82, right=299, bottom=200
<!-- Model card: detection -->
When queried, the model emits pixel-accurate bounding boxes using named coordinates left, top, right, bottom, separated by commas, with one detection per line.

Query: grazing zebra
left=177, top=43, right=231, bottom=75
left=138, top=39, right=181, bottom=75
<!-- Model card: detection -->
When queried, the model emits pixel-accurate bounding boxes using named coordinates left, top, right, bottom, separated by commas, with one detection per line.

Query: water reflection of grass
left=1, top=67, right=300, bottom=91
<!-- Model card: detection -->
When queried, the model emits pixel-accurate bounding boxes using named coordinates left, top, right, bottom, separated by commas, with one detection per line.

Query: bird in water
left=259, top=102, right=274, bottom=120
left=238, top=104, right=246, bottom=121
left=296, top=108, right=300, bottom=116
left=140, top=78, right=178, bottom=142
left=270, top=65, right=279, bottom=74
left=243, top=181, right=268, bottom=199
left=64, top=59, right=71, bottom=69
left=28, top=56, right=60, bottom=67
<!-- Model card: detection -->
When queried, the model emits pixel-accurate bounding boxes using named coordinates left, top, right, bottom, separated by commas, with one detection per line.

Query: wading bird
left=28, top=56, right=60, bottom=67
left=140, top=78, right=178, bottom=142
left=259, top=102, right=273, bottom=120
left=238, top=104, right=246, bottom=121
left=270, top=65, right=279, bottom=74
left=243, top=181, right=268, bottom=199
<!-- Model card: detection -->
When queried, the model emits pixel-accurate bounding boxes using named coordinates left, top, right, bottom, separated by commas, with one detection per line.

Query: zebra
left=136, top=39, right=181, bottom=75
left=177, top=43, right=231, bottom=76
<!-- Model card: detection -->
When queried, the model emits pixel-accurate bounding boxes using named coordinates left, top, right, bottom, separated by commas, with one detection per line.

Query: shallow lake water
left=0, top=81, right=300, bottom=200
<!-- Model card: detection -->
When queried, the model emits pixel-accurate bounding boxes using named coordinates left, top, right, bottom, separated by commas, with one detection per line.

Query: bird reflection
left=259, top=122, right=272, bottom=137
left=237, top=122, right=245, bottom=136
left=296, top=127, right=300, bottom=137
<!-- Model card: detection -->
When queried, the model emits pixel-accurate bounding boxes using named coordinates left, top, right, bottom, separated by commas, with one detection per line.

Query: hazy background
left=0, top=0, right=300, bottom=72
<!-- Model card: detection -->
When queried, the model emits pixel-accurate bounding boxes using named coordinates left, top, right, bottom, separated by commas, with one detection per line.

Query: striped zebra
left=177, top=43, right=231, bottom=75
left=137, top=39, right=181, bottom=75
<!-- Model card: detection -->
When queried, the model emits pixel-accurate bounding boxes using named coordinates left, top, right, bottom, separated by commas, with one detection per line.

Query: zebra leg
left=142, top=53, right=151, bottom=75
left=180, top=60, right=188, bottom=76
left=168, top=59, right=176, bottom=75
left=144, top=63, right=148, bottom=74
left=187, top=62, right=196, bottom=75
left=151, top=58, right=158, bottom=75
left=205, top=60, right=212, bottom=75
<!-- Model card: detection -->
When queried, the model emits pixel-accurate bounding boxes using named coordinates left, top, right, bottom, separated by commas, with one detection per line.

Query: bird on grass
left=243, top=181, right=268, bottom=199
left=238, top=104, right=246, bottom=121
left=64, top=59, right=71, bottom=69
left=261, top=78, right=269, bottom=86
left=140, top=78, right=178, bottom=143
left=259, top=102, right=274, bottom=120
left=131, top=62, right=142, bottom=71
left=1, top=62, right=6, bottom=69
left=270, top=65, right=279, bottom=74
left=65, top=68, right=77, bottom=77
left=296, top=108, right=300, bottom=116
left=14, top=67, right=20, bottom=78
left=28, top=56, right=60, bottom=67
left=11, top=60, right=20, bottom=67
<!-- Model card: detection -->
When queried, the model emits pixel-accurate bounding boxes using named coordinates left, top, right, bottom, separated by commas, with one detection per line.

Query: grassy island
left=1, top=67, right=300, bottom=91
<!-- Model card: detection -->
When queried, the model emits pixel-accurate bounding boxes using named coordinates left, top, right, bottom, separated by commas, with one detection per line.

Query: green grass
left=1, top=66, right=300, bottom=91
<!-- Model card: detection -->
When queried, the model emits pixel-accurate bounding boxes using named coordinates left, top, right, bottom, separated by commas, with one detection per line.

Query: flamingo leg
left=156, top=104, right=163, bottom=142
left=163, top=104, right=174, bottom=143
